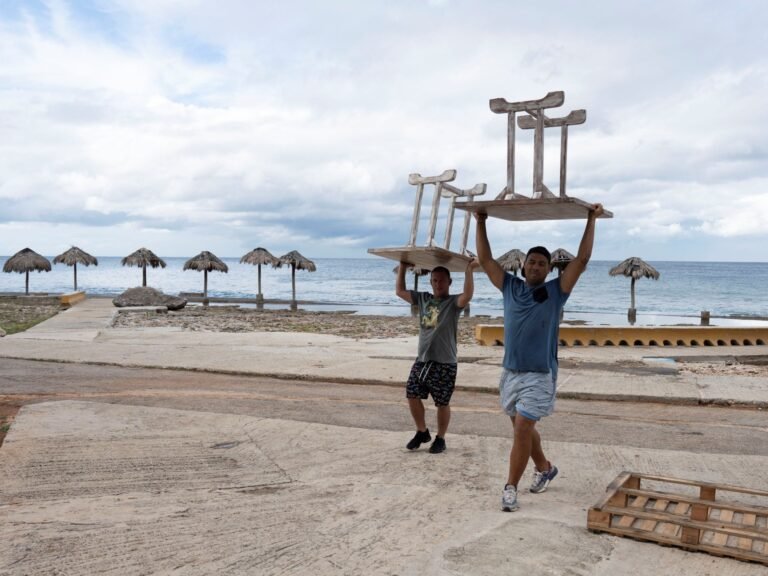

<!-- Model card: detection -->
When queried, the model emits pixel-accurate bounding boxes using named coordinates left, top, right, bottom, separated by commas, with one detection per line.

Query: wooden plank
left=659, top=502, right=689, bottom=537
left=616, top=495, right=647, bottom=529
left=408, top=170, right=456, bottom=185
left=591, top=471, right=633, bottom=511
left=601, top=506, right=768, bottom=542
left=635, top=473, right=768, bottom=498
left=489, top=92, right=564, bottom=114
left=738, top=513, right=757, bottom=551
left=517, top=109, right=587, bottom=129
left=367, top=246, right=473, bottom=273
left=712, top=509, right=735, bottom=546
left=620, top=487, right=768, bottom=517
left=455, top=197, right=613, bottom=221
left=637, top=499, right=669, bottom=533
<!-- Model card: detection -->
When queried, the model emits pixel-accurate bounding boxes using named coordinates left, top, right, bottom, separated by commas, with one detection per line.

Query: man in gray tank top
left=395, top=260, right=478, bottom=453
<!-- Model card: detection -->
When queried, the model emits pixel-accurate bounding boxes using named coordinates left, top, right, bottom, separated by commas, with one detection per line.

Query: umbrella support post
left=628, top=308, right=637, bottom=324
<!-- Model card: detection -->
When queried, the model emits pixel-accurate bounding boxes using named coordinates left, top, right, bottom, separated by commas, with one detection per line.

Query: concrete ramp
left=1, top=402, right=766, bottom=575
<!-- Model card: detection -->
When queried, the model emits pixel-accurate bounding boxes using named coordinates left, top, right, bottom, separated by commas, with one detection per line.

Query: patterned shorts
left=406, top=361, right=457, bottom=407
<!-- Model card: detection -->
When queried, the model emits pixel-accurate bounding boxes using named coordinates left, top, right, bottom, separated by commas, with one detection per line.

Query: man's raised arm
left=475, top=213, right=506, bottom=291
left=457, top=258, right=480, bottom=308
left=560, top=203, right=604, bottom=294
left=395, top=262, right=414, bottom=304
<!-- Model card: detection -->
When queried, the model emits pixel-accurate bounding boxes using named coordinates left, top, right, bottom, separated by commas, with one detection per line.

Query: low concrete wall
left=475, top=324, right=768, bottom=347
left=60, top=291, right=86, bottom=308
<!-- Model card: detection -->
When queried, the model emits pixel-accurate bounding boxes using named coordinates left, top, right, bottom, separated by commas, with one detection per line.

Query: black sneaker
left=428, top=436, right=446, bottom=454
left=406, top=429, right=431, bottom=450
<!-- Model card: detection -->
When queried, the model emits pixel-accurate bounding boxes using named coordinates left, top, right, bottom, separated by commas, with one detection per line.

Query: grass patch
left=0, top=299, right=60, bottom=334
left=1, top=316, right=57, bottom=335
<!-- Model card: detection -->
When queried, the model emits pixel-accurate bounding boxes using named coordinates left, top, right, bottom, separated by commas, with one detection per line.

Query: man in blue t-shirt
left=475, top=204, right=604, bottom=511
left=396, top=260, right=478, bottom=454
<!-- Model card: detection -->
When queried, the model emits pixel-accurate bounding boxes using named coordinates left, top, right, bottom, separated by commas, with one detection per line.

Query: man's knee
left=513, top=414, right=538, bottom=434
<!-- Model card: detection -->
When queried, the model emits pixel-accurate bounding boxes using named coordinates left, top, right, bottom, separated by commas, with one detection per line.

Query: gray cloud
left=0, top=1, right=766, bottom=259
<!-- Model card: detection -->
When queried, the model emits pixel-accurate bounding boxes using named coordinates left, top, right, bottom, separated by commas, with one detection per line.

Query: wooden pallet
left=588, top=472, right=768, bottom=565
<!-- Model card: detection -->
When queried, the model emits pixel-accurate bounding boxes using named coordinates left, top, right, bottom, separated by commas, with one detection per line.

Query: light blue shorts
left=499, top=369, right=556, bottom=421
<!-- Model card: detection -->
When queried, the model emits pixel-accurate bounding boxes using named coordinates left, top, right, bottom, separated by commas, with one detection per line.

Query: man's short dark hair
left=431, top=266, right=451, bottom=278
left=522, top=246, right=551, bottom=278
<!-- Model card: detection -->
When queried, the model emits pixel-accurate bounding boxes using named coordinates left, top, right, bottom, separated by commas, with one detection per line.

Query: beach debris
left=121, top=248, right=166, bottom=287
left=183, top=251, right=229, bottom=299
left=240, top=247, right=279, bottom=304
left=274, top=251, right=316, bottom=311
left=52, top=246, right=98, bottom=292
left=112, top=287, right=186, bottom=310
left=2, top=248, right=51, bottom=295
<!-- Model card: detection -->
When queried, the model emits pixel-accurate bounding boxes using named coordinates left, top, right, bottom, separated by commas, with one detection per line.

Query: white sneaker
left=501, top=484, right=519, bottom=512
left=530, top=464, right=558, bottom=494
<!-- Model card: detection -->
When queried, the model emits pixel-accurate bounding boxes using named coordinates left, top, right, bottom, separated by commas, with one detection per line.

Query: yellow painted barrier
left=60, top=291, right=86, bottom=308
left=475, top=324, right=768, bottom=347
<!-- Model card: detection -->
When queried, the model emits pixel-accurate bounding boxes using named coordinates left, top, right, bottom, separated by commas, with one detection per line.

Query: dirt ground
left=111, top=305, right=491, bottom=345
left=0, top=403, right=20, bottom=447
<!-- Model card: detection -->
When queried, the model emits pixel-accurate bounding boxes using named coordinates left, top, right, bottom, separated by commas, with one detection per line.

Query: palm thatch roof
left=609, top=257, right=660, bottom=280
left=3, top=248, right=51, bottom=295
left=53, top=246, right=98, bottom=292
left=121, top=247, right=166, bottom=288
left=3, top=248, right=51, bottom=273
left=275, top=250, right=316, bottom=310
left=275, top=250, right=317, bottom=272
left=496, top=249, right=525, bottom=273
left=240, top=247, right=279, bottom=266
left=121, top=248, right=166, bottom=269
left=53, top=246, right=98, bottom=267
left=550, top=248, right=575, bottom=271
left=240, top=247, right=278, bottom=303
left=183, top=251, right=228, bottom=300
left=183, top=251, right=229, bottom=273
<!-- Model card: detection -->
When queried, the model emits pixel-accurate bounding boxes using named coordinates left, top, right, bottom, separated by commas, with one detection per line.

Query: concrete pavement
left=1, top=298, right=767, bottom=575
left=1, top=297, right=767, bottom=407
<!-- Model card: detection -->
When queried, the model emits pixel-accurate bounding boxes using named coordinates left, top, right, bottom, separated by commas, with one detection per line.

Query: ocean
left=1, top=256, right=767, bottom=326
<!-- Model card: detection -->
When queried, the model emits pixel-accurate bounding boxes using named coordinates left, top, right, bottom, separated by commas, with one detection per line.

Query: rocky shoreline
left=111, top=305, right=489, bottom=345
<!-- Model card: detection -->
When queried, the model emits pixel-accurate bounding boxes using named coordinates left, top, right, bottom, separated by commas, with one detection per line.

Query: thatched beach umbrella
left=240, top=247, right=278, bottom=303
left=550, top=248, right=575, bottom=275
left=2, top=248, right=51, bottom=295
left=609, top=257, right=660, bottom=312
left=393, top=264, right=429, bottom=291
left=275, top=250, right=316, bottom=310
left=53, top=246, right=98, bottom=292
left=183, top=251, right=229, bottom=299
left=497, top=249, right=526, bottom=276
left=121, top=247, right=166, bottom=287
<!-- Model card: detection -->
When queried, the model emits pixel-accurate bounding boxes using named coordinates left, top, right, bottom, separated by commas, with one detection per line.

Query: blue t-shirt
left=502, top=274, right=569, bottom=378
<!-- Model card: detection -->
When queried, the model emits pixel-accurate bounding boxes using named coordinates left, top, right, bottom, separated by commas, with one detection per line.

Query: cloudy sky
left=1, top=0, right=766, bottom=261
